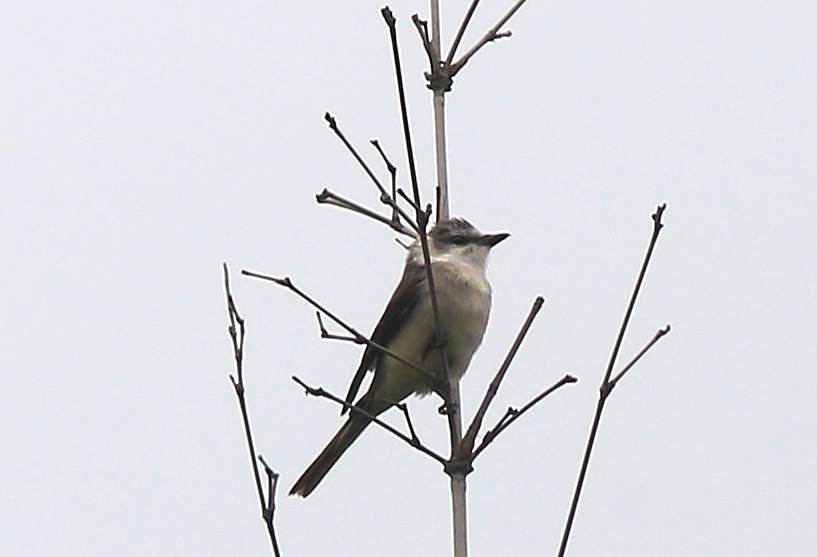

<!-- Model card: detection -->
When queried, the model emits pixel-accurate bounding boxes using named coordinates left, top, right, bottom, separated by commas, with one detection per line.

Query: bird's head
left=425, top=217, right=509, bottom=267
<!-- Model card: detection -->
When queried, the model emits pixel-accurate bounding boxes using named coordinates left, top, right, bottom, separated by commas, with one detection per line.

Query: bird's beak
left=479, top=232, right=510, bottom=247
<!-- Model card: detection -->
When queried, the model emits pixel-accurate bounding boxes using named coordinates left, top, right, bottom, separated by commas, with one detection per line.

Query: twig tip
left=381, top=6, right=396, bottom=26
left=315, top=188, right=330, bottom=202
left=652, top=203, right=668, bottom=227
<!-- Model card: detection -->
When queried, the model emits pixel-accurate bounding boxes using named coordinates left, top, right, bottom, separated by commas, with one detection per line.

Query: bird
left=289, top=217, right=509, bottom=497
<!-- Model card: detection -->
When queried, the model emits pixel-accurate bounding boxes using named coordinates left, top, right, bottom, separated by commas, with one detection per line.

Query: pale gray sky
left=2, top=1, right=816, bottom=556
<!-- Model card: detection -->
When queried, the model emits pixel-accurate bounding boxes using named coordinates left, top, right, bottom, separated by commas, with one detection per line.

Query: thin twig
left=558, top=204, right=668, bottom=557
left=381, top=6, right=458, bottom=447
left=315, top=311, right=357, bottom=343
left=395, top=402, right=421, bottom=444
left=242, top=269, right=440, bottom=387
left=411, top=14, right=436, bottom=72
left=369, top=139, right=401, bottom=225
left=258, top=455, right=280, bottom=536
left=397, top=187, right=422, bottom=213
left=462, top=296, right=545, bottom=454
left=292, top=375, right=447, bottom=465
left=316, top=188, right=416, bottom=238
left=450, top=0, right=528, bottom=76
left=446, top=0, right=481, bottom=65
left=608, top=325, right=671, bottom=390
left=395, top=237, right=412, bottom=250
left=323, top=112, right=419, bottom=233
left=472, top=374, right=578, bottom=460
left=223, top=264, right=281, bottom=557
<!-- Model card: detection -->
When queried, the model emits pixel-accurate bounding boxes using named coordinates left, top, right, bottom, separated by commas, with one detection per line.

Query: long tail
left=289, top=412, right=371, bottom=497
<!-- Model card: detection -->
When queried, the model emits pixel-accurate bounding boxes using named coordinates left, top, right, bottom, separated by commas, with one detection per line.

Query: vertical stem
left=429, top=5, right=462, bottom=557
left=433, top=92, right=450, bottom=221
left=430, top=0, right=450, bottom=222
left=450, top=473, right=468, bottom=557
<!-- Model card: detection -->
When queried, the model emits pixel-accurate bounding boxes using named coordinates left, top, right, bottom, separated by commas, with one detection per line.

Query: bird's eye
left=449, top=235, right=467, bottom=245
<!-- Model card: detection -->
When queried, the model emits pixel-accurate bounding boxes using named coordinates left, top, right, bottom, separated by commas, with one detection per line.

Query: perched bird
left=290, top=218, right=509, bottom=497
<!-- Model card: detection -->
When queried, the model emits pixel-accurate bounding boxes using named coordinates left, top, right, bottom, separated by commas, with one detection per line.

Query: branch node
left=426, top=70, right=454, bottom=94
left=444, top=458, right=474, bottom=477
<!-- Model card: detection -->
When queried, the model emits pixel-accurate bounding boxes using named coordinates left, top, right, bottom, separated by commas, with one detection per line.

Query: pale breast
left=432, top=260, right=492, bottom=379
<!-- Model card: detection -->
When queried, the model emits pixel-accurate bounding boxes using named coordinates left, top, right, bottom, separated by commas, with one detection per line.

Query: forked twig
left=558, top=204, right=669, bottom=557
left=258, top=456, right=280, bottom=530
left=446, top=0, right=482, bottom=65
left=450, top=0, right=528, bottom=76
left=316, top=188, right=416, bottom=238
left=323, top=112, right=419, bottom=234
left=292, top=376, right=446, bottom=465
left=608, top=325, right=671, bottom=392
left=241, top=269, right=440, bottom=388
left=472, top=374, right=578, bottom=460
left=223, top=264, right=282, bottom=557
left=315, top=311, right=357, bottom=343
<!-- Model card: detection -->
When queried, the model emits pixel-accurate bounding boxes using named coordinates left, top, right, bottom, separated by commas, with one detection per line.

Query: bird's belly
left=374, top=265, right=491, bottom=401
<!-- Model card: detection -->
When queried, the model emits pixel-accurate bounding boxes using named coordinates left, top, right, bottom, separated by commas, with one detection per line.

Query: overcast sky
left=2, top=1, right=816, bottom=556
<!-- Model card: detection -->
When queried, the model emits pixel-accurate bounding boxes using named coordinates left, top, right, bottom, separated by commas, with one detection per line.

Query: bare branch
left=381, top=6, right=459, bottom=450
left=450, top=0, right=528, bottom=77
left=397, top=187, right=421, bottom=213
left=445, top=0, right=481, bottom=65
left=223, top=264, right=281, bottom=556
left=242, top=269, right=440, bottom=389
left=411, top=14, right=436, bottom=71
left=369, top=139, right=401, bottom=225
left=395, top=402, right=421, bottom=444
left=558, top=204, right=668, bottom=557
left=607, top=325, right=671, bottom=391
left=472, top=374, right=578, bottom=460
left=291, top=375, right=447, bottom=465
left=462, top=296, right=545, bottom=454
left=369, top=138, right=397, bottom=175
left=258, top=455, right=280, bottom=537
left=316, top=188, right=417, bottom=238
left=315, top=311, right=358, bottom=343
left=323, top=112, right=419, bottom=233
left=324, top=112, right=387, bottom=199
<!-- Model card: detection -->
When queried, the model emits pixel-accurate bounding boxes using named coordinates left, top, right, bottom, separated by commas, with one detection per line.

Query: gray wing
left=342, top=260, right=426, bottom=414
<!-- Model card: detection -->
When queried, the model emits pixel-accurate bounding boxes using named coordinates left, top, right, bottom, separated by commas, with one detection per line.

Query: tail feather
left=289, top=414, right=370, bottom=497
